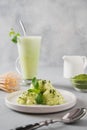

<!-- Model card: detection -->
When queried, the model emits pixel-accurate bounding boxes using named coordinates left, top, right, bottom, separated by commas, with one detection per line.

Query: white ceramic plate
left=5, top=89, right=77, bottom=113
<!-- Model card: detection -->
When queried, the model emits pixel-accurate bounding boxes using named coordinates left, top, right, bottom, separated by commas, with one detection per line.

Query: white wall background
left=0, top=0, right=87, bottom=73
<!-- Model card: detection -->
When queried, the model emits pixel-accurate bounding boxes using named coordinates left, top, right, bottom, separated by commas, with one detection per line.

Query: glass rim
left=19, top=36, right=42, bottom=39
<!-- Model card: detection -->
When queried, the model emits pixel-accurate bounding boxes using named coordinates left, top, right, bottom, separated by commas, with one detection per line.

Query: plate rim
left=5, top=89, right=77, bottom=113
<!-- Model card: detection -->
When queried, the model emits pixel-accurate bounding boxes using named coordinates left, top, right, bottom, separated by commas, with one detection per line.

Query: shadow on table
left=62, top=119, right=87, bottom=128
left=36, top=123, right=65, bottom=130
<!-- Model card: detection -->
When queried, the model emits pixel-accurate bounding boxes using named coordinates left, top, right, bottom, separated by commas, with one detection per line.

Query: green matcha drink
left=17, top=36, right=41, bottom=80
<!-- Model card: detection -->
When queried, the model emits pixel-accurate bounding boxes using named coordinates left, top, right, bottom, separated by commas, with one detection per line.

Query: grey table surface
left=0, top=67, right=87, bottom=130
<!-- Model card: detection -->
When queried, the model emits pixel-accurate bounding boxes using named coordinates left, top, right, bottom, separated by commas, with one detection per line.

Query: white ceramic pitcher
left=63, top=55, right=87, bottom=78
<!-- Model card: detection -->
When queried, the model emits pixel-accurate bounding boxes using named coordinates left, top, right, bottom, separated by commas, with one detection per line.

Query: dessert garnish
left=17, top=77, right=65, bottom=106
left=9, top=28, right=20, bottom=44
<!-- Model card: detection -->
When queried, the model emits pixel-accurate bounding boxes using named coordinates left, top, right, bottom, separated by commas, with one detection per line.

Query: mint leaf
left=35, top=93, right=44, bottom=104
left=28, top=88, right=39, bottom=93
left=32, top=77, right=39, bottom=89
left=9, top=28, right=15, bottom=36
left=9, top=28, right=20, bottom=44
left=11, top=35, right=18, bottom=43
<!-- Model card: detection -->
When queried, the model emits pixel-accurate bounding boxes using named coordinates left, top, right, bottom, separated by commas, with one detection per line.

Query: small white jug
left=63, top=55, right=87, bottom=78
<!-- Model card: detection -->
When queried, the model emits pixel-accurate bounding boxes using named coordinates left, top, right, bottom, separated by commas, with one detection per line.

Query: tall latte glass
left=17, top=36, right=41, bottom=83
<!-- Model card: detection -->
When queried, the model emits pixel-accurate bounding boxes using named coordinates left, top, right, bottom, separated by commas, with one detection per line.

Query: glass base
left=21, top=79, right=32, bottom=86
left=74, top=87, right=87, bottom=92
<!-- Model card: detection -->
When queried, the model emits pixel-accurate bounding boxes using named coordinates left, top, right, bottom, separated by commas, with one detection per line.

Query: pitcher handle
left=82, top=56, right=87, bottom=69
